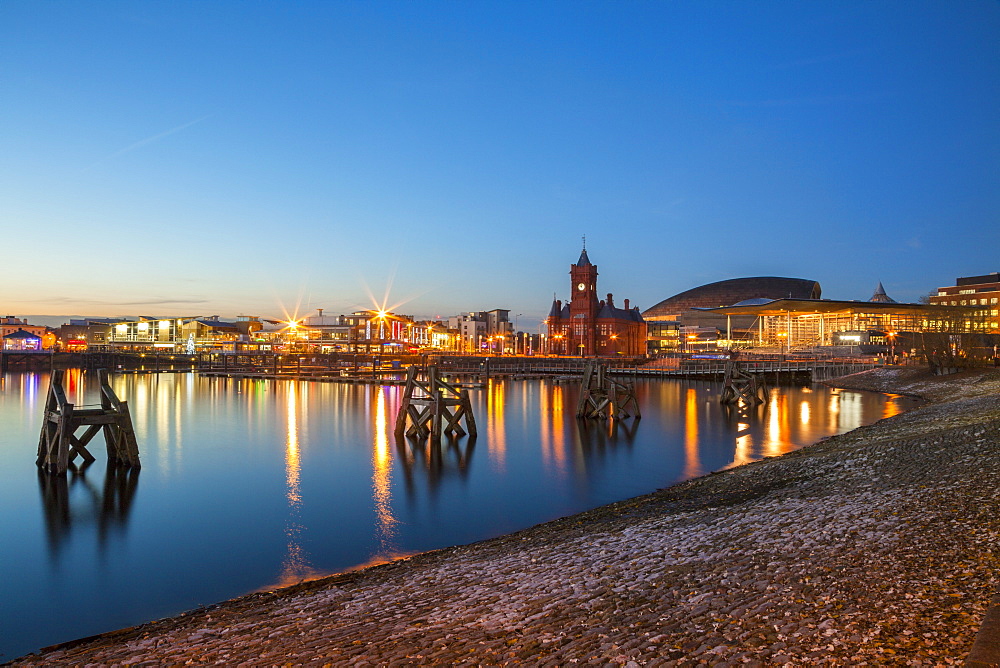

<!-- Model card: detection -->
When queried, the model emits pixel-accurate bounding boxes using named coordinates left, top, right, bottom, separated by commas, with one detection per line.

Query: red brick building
left=546, top=248, right=646, bottom=356
left=929, top=272, right=1000, bottom=332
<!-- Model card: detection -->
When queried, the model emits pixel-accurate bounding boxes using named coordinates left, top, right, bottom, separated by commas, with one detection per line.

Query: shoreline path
left=13, top=367, right=1000, bottom=666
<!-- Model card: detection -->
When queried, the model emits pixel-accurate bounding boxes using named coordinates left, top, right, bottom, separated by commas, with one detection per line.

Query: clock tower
left=569, top=246, right=599, bottom=355
left=546, top=243, right=646, bottom=357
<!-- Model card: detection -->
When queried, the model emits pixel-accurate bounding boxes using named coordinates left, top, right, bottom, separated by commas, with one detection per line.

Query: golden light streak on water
left=827, top=390, right=841, bottom=433
left=551, top=384, right=566, bottom=469
left=277, top=381, right=315, bottom=586
left=882, top=393, right=904, bottom=419
left=731, top=422, right=752, bottom=468
left=682, top=388, right=700, bottom=478
left=765, top=392, right=787, bottom=456
left=539, top=383, right=567, bottom=475
left=800, top=399, right=811, bottom=425
left=285, top=384, right=301, bottom=507
left=371, top=387, right=398, bottom=553
left=486, top=379, right=507, bottom=472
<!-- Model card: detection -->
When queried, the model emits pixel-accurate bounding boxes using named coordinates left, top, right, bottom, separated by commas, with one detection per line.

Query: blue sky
left=3, top=1, right=998, bottom=330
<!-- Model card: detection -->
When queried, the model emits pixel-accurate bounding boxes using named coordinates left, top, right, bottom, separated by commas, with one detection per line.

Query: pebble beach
left=12, top=366, right=1000, bottom=666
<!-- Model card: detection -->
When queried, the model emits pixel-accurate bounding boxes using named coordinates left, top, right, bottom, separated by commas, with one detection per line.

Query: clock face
left=577, top=283, right=586, bottom=291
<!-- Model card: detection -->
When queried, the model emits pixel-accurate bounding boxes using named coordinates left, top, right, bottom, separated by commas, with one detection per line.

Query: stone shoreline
left=12, top=367, right=1000, bottom=666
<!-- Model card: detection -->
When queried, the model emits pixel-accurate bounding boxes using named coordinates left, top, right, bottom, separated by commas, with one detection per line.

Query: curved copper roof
left=642, top=277, right=821, bottom=318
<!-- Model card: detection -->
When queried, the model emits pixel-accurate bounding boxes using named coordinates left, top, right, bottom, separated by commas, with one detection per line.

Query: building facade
left=929, top=272, right=1000, bottom=332
left=546, top=248, right=646, bottom=356
left=447, top=310, right=512, bottom=352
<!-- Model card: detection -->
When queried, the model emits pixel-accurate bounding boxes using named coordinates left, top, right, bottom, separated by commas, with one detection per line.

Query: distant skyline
left=3, top=1, right=998, bottom=331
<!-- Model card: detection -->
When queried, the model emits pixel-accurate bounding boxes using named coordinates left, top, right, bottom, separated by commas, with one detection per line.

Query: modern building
left=546, top=247, right=646, bottom=356
left=448, top=310, right=512, bottom=353
left=287, top=309, right=449, bottom=351
left=642, top=277, right=822, bottom=353
left=709, top=298, right=991, bottom=356
left=56, top=318, right=117, bottom=350
left=929, top=272, right=1000, bottom=332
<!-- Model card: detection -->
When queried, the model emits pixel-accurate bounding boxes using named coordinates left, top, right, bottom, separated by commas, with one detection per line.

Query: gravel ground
left=12, top=367, right=1000, bottom=666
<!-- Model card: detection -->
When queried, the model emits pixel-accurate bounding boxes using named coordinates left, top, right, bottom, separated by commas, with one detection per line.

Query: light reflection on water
left=0, top=371, right=918, bottom=660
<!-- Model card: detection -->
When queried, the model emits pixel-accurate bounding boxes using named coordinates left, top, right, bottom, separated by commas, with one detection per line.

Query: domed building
left=642, top=276, right=821, bottom=351
left=643, top=277, right=822, bottom=319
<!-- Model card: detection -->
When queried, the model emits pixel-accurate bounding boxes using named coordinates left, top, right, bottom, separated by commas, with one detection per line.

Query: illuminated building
left=929, top=272, right=1000, bottom=332
left=643, top=277, right=821, bottom=352
left=545, top=247, right=646, bottom=356
left=2, top=328, right=42, bottom=351
left=447, top=310, right=512, bottom=353
left=0, top=316, right=48, bottom=342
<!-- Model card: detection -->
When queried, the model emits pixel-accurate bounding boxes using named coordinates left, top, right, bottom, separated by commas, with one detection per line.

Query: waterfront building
left=545, top=247, right=646, bottom=356
left=447, top=310, right=512, bottom=353
left=105, top=315, right=265, bottom=351
left=2, top=329, right=42, bottom=351
left=108, top=317, right=185, bottom=351
left=1, top=316, right=49, bottom=342
left=643, top=277, right=821, bottom=352
left=55, top=318, right=118, bottom=350
left=929, top=272, right=1000, bottom=332
left=710, top=298, right=991, bottom=359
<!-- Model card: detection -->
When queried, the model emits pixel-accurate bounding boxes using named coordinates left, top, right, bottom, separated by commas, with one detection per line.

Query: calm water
left=0, top=370, right=917, bottom=659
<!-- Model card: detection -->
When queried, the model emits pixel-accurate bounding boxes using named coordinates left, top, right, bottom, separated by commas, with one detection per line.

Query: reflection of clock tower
left=569, top=246, right=599, bottom=355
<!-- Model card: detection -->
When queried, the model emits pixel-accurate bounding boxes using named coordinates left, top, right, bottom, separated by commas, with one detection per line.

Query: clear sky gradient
left=3, top=1, right=998, bottom=330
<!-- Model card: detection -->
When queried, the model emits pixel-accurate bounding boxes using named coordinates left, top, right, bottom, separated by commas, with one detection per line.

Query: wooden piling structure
left=394, top=366, right=477, bottom=441
left=576, top=362, right=641, bottom=420
left=36, top=369, right=140, bottom=475
left=720, top=360, right=769, bottom=405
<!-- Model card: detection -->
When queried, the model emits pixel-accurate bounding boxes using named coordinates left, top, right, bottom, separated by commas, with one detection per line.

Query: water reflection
left=1, top=371, right=923, bottom=660
left=372, top=387, right=399, bottom=554
left=683, top=388, right=700, bottom=479
left=278, top=382, right=312, bottom=585
left=539, top=383, right=567, bottom=477
left=486, top=379, right=507, bottom=472
left=37, top=462, right=139, bottom=558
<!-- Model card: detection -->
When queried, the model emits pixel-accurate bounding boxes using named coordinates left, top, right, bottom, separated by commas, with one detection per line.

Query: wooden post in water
left=394, top=365, right=477, bottom=442
left=576, top=361, right=641, bottom=420
left=720, top=360, right=768, bottom=405
left=36, top=369, right=140, bottom=475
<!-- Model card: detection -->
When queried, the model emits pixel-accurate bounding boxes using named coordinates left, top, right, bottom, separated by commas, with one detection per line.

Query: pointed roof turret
left=576, top=248, right=592, bottom=266
left=869, top=281, right=896, bottom=303
left=548, top=299, right=563, bottom=318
